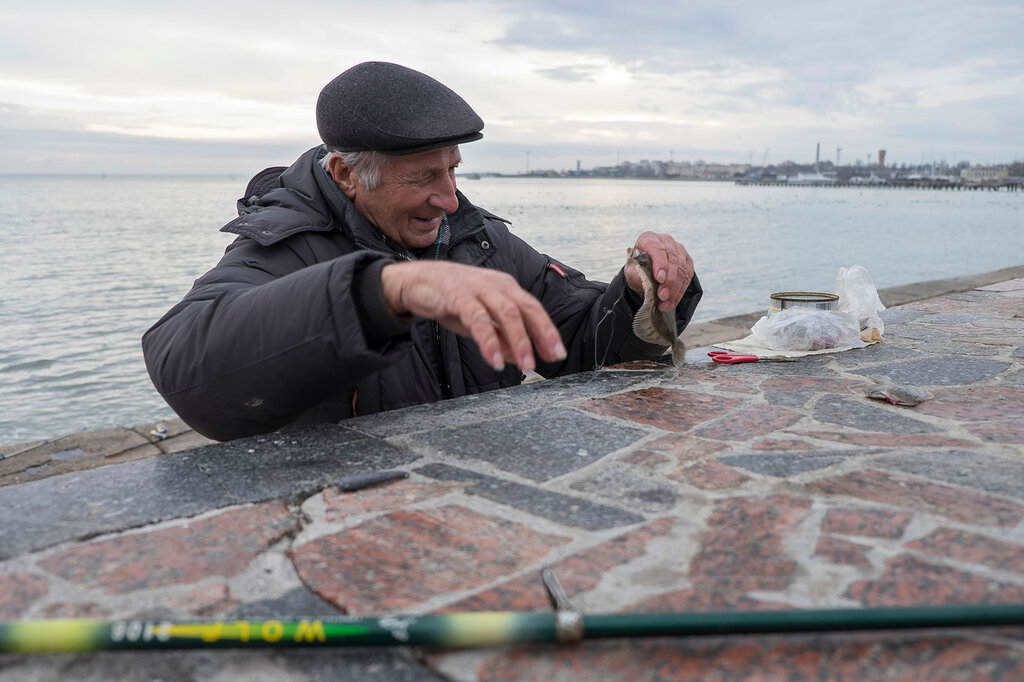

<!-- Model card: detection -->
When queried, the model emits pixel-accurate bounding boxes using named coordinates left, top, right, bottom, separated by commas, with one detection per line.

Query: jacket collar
left=225, top=145, right=490, bottom=255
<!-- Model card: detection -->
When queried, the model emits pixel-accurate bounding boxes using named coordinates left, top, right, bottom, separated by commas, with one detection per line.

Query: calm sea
left=2, top=174, right=1021, bottom=446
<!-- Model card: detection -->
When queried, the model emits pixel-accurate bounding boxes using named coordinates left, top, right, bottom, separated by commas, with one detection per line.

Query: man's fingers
left=382, top=260, right=566, bottom=372
left=632, top=231, right=694, bottom=311
left=479, top=288, right=566, bottom=370
left=515, top=293, right=568, bottom=364
left=480, top=291, right=535, bottom=370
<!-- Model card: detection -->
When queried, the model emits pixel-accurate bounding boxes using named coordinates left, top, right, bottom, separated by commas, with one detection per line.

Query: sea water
left=2, top=174, right=1021, bottom=446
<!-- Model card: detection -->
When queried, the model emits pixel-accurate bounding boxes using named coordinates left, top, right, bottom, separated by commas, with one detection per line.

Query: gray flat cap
left=316, top=61, right=483, bottom=155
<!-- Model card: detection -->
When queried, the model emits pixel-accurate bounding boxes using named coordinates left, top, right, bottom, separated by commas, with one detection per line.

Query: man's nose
left=429, top=175, right=459, bottom=213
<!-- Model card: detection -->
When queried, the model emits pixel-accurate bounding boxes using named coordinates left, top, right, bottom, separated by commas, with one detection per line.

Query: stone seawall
left=2, top=266, right=1024, bottom=681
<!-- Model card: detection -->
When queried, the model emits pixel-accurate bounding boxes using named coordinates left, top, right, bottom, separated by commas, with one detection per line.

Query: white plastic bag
left=835, top=265, right=885, bottom=335
left=749, top=307, right=863, bottom=351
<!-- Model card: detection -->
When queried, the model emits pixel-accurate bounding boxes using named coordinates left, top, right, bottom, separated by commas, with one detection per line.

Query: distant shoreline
left=459, top=173, right=1024, bottom=191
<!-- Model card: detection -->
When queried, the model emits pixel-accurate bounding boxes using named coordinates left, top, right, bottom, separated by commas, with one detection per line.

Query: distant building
left=962, top=166, right=1010, bottom=182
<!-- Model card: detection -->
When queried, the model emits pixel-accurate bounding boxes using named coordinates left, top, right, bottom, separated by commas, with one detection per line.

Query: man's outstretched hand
left=380, top=261, right=567, bottom=372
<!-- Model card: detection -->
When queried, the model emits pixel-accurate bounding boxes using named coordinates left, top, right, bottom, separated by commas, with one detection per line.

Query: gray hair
left=319, top=148, right=391, bottom=191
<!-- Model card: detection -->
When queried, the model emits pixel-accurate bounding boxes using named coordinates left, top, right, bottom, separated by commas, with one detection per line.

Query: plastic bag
left=835, top=265, right=885, bottom=336
left=749, top=307, right=863, bottom=351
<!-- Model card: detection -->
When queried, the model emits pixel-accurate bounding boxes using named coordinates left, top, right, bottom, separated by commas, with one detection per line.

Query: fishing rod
left=3, top=570, right=1023, bottom=653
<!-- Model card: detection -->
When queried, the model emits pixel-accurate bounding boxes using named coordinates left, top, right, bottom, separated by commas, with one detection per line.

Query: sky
left=1, top=0, right=1021, bottom=175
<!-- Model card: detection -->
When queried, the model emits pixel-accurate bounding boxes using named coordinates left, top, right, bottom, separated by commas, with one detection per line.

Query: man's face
left=339, top=146, right=462, bottom=250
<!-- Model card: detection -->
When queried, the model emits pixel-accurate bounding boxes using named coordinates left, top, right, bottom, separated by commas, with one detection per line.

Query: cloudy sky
left=1, top=0, right=1021, bottom=174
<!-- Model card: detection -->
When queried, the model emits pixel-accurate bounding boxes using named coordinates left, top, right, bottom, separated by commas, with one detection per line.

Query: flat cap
left=316, top=61, right=483, bottom=155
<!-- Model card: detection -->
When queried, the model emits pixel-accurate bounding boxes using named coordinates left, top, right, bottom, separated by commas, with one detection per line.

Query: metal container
left=769, top=292, right=839, bottom=315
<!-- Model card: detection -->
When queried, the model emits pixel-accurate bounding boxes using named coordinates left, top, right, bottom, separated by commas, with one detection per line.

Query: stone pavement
left=2, top=273, right=1024, bottom=681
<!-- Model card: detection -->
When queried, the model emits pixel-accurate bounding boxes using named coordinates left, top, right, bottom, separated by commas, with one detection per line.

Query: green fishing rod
left=3, top=570, right=1023, bottom=653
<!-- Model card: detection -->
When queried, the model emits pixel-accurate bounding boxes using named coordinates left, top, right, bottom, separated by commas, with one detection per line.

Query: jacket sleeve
left=141, top=237, right=410, bottom=441
left=493, top=224, right=703, bottom=377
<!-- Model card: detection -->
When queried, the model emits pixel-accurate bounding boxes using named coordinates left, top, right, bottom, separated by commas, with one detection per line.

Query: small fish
left=627, top=247, right=685, bottom=366
left=864, top=376, right=933, bottom=406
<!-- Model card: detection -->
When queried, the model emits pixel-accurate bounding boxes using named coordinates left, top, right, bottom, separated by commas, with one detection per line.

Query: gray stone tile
left=569, top=465, right=680, bottom=513
left=410, top=407, right=647, bottom=482
left=416, top=463, right=645, bottom=530
left=812, top=395, right=939, bottom=434
left=764, top=390, right=815, bottom=407
left=916, top=313, right=981, bottom=325
left=875, top=450, right=1024, bottom=501
left=1013, top=344, right=1024, bottom=359
left=883, top=330, right=999, bottom=358
left=0, top=425, right=420, bottom=559
left=830, top=343, right=924, bottom=367
left=349, top=370, right=656, bottom=437
left=880, top=309, right=928, bottom=324
left=720, top=450, right=855, bottom=477
left=172, top=424, right=421, bottom=505
left=228, top=587, right=346, bottom=619
left=849, top=356, right=1010, bottom=386
left=946, top=291, right=995, bottom=302
left=884, top=325, right=950, bottom=343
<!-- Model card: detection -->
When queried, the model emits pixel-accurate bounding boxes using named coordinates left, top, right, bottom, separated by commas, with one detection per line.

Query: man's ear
left=329, top=155, right=360, bottom=198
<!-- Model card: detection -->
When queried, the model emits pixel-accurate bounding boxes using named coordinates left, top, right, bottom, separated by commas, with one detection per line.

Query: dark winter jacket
left=142, top=146, right=703, bottom=441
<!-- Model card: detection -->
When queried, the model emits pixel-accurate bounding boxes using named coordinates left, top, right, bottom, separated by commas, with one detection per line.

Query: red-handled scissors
left=708, top=350, right=760, bottom=364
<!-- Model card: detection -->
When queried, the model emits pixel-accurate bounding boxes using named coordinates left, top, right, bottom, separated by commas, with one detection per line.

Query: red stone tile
left=954, top=335, right=1019, bottom=346
left=581, top=388, right=742, bottom=432
left=981, top=279, right=1024, bottom=292
left=902, top=298, right=970, bottom=312
left=967, top=419, right=1024, bottom=444
left=166, top=582, right=238, bottom=616
left=787, top=430, right=978, bottom=448
left=693, top=406, right=803, bottom=441
left=635, top=434, right=728, bottom=465
left=626, top=587, right=789, bottom=613
left=39, top=501, right=297, bottom=595
left=0, top=573, right=49, bottom=619
left=971, top=318, right=1024, bottom=331
left=820, top=507, right=913, bottom=539
left=474, top=634, right=1024, bottom=681
left=845, top=555, right=1024, bottom=607
left=690, top=495, right=812, bottom=591
left=667, top=461, right=750, bottom=491
left=811, top=469, right=1024, bottom=527
left=441, top=518, right=678, bottom=613
left=322, top=479, right=460, bottom=520
left=916, top=386, right=1024, bottom=422
left=698, top=372, right=762, bottom=394
left=814, top=536, right=872, bottom=567
left=908, top=528, right=1024, bottom=576
left=617, top=449, right=670, bottom=468
left=292, top=505, right=569, bottom=614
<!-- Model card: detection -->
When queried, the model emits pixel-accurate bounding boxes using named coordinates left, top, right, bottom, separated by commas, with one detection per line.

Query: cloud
left=0, top=0, right=1019, bottom=173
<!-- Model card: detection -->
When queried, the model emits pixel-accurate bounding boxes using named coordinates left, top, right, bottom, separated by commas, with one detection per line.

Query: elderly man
left=143, top=61, right=702, bottom=441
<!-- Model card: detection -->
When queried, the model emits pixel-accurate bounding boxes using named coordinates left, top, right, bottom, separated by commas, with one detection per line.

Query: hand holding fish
left=625, top=235, right=693, bottom=366
left=624, top=232, right=694, bottom=312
